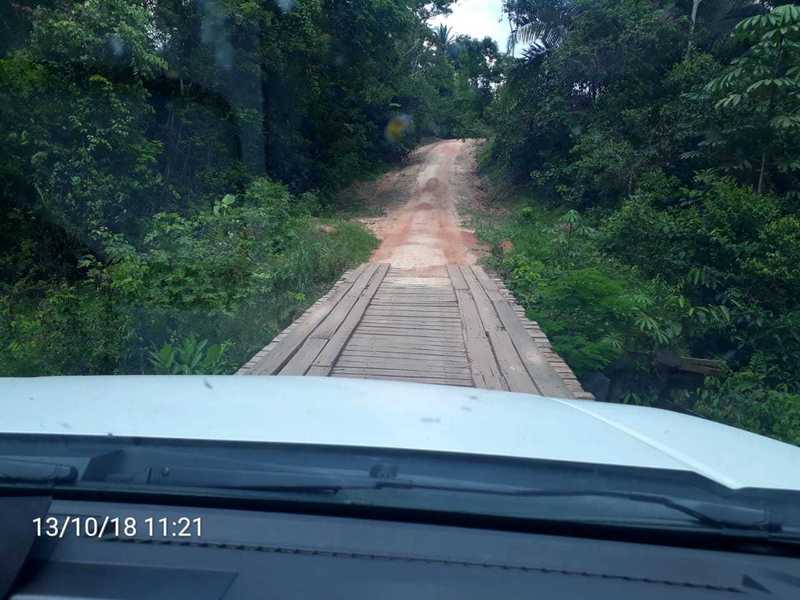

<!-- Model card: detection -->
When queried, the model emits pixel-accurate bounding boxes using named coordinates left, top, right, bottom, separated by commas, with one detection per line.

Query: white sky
left=430, top=0, right=509, bottom=51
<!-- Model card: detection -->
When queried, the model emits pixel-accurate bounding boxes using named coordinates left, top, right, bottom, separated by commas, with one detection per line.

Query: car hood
left=2, top=376, right=799, bottom=491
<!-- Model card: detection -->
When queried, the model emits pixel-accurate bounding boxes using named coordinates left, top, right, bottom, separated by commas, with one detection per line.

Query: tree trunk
left=757, top=150, right=767, bottom=195
left=687, top=0, right=703, bottom=57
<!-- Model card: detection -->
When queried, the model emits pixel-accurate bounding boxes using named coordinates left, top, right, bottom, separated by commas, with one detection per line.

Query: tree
left=505, top=0, right=576, bottom=55
left=430, top=24, right=454, bottom=52
left=6, top=0, right=167, bottom=239
left=705, top=4, right=800, bottom=192
left=686, top=0, right=765, bottom=55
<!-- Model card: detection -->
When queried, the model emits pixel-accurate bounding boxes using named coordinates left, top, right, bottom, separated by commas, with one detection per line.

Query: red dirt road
left=365, top=139, right=481, bottom=275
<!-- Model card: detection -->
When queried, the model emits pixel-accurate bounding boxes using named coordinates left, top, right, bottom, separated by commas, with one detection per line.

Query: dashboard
left=6, top=498, right=800, bottom=599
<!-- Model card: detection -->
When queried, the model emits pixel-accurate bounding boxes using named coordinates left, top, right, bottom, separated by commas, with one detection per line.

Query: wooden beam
left=246, top=264, right=368, bottom=375
left=446, top=266, right=506, bottom=391
left=470, top=266, right=572, bottom=398
left=309, top=263, right=391, bottom=374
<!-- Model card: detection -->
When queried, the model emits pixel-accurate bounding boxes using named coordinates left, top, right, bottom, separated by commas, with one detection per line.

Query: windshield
left=2, top=0, right=800, bottom=549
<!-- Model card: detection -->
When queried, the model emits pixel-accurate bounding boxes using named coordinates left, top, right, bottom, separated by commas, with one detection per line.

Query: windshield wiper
left=143, top=465, right=778, bottom=532
left=507, top=490, right=777, bottom=531
left=0, top=457, right=78, bottom=484
left=0, top=458, right=780, bottom=534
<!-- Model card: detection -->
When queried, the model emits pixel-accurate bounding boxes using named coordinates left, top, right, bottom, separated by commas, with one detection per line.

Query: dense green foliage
left=1, top=177, right=376, bottom=375
left=3, top=0, right=799, bottom=445
left=1, top=0, right=498, bottom=375
left=484, top=1, right=800, bottom=443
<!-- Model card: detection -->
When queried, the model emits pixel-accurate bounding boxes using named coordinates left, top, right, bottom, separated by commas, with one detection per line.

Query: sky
left=430, top=0, right=509, bottom=51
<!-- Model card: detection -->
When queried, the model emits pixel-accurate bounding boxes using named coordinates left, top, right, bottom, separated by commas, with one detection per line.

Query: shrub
left=485, top=203, right=679, bottom=375
left=0, top=282, right=133, bottom=376
left=0, top=177, right=376, bottom=375
left=149, top=337, right=229, bottom=375
left=693, top=370, right=800, bottom=446
left=561, top=129, right=640, bottom=207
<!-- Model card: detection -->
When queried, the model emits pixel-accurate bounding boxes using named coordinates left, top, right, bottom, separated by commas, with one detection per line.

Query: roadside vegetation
left=3, top=0, right=799, bottom=446
left=480, top=1, right=800, bottom=444
left=0, top=0, right=500, bottom=375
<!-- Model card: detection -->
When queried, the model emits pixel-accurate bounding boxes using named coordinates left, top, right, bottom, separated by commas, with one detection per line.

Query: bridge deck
left=238, top=263, right=593, bottom=399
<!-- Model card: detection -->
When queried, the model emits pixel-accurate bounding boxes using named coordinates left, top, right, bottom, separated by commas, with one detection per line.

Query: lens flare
left=385, top=114, right=412, bottom=143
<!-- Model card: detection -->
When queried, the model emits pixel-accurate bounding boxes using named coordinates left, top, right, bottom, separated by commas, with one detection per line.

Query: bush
left=601, top=192, right=694, bottom=282
left=603, top=176, right=800, bottom=386
left=149, top=337, right=229, bottom=375
left=560, top=129, right=640, bottom=207
left=0, top=178, right=377, bottom=375
left=481, top=203, right=679, bottom=375
left=692, top=371, right=800, bottom=446
left=0, top=283, right=133, bottom=376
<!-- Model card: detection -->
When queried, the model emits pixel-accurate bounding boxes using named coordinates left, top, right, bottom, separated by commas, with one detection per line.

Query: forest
left=482, top=0, right=800, bottom=443
left=1, top=1, right=799, bottom=444
left=0, top=0, right=501, bottom=375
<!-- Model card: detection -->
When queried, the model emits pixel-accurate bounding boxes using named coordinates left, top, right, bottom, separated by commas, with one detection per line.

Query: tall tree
left=705, top=4, right=800, bottom=192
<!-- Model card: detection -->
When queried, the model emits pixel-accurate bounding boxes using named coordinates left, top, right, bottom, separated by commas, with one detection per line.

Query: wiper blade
left=0, top=458, right=78, bottom=484
left=146, top=466, right=777, bottom=532
left=9, top=450, right=774, bottom=535
left=151, top=466, right=371, bottom=493
left=505, top=490, right=776, bottom=532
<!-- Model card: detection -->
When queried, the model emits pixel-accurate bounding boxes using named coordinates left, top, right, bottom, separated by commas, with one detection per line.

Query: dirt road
left=362, top=139, right=482, bottom=275
left=240, top=139, right=591, bottom=398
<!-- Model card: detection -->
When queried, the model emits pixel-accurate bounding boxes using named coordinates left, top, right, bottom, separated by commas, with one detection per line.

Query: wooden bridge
left=239, top=263, right=592, bottom=400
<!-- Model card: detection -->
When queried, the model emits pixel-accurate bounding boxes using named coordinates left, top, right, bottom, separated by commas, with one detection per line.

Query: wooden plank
left=375, top=293, right=453, bottom=298
left=364, top=319, right=458, bottom=331
left=677, top=357, right=724, bottom=376
left=370, top=301, right=457, bottom=307
left=452, top=286, right=507, bottom=391
left=353, top=328, right=464, bottom=340
left=447, top=265, right=469, bottom=291
left=348, top=335, right=465, bottom=349
left=337, top=356, right=470, bottom=373
left=335, top=366, right=472, bottom=381
left=360, top=320, right=461, bottom=330
left=360, top=324, right=461, bottom=332
left=368, top=310, right=455, bottom=318
left=342, top=350, right=469, bottom=364
left=342, top=355, right=467, bottom=366
left=357, top=322, right=461, bottom=331
left=380, top=284, right=451, bottom=289
left=375, top=288, right=453, bottom=293
left=470, top=266, right=572, bottom=398
left=367, top=306, right=458, bottom=313
left=349, top=331, right=465, bottom=343
left=459, top=265, right=538, bottom=394
left=247, top=264, right=368, bottom=374
left=310, top=263, right=382, bottom=340
left=310, top=264, right=391, bottom=373
left=362, top=317, right=459, bottom=325
left=372, top=297, right=455, bottom=301
left=361, top=316, right=461, bottom=325
left=306, top=365, right=331, bottom=377
left=332, top=368, right=473, bottom=382
left=279, top=337, right=328, bottom=376
left=369, top=305, right=457, bottom=310
left=378, top=289, right=451, bottom=294
left=331, top=372, right=472, bottom=386
left=369, top=302, right=458, bottom=308
left=347, top=337, right=465, bottom=349
left=373, top=293, right=454, bottom=297
left=362, top=314, right=461, bottom=322
left=346, top=344, right=467, bottom=356
left=363, top=314, right=455, bottom=322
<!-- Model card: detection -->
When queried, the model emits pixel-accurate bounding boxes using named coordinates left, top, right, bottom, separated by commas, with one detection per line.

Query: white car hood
left=2, top=376, right=799, bottom=491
